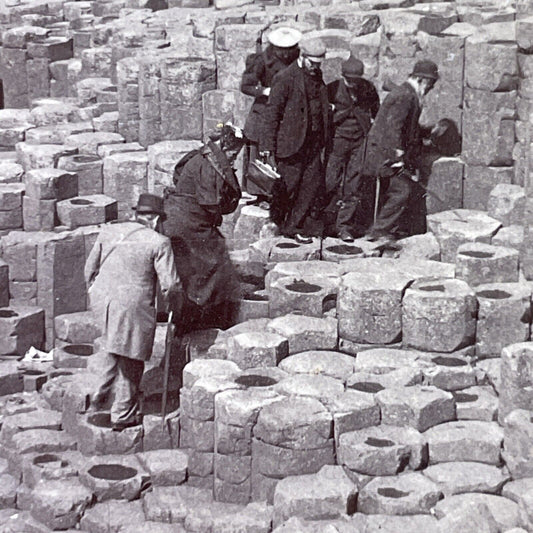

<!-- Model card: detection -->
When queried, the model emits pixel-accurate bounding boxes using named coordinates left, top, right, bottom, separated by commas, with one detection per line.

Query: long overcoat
left=260, top=61, right=330, bottom=159
left=85, top=221, right=179, bottom=361
left=361, top=81, right=422, bottom=177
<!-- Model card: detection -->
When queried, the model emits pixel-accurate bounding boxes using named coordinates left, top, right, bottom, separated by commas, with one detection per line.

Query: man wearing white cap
left=260, top=37, right=330, bottom=243
left=241, top=26, right=301, bottom=196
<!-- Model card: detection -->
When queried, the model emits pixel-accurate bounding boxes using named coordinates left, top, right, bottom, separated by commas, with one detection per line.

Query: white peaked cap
left=267, top=27, right=302, bottom=48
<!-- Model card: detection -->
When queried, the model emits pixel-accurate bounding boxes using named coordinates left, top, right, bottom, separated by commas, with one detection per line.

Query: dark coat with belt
left=362, top=81, right=422, bottom=177
left=260, top=61, right=330, bottom=159
left=241, top=46, right=297, bottom=143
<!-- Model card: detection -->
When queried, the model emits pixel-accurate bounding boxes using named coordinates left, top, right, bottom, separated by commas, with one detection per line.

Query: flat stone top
left=274, top=374, right=345, bottom=399
left=376, top=385, right=453, bottom=408
left=215, top=388, right=281, bottom=425
left=268, top=260, right=344, bottom=280
left=354, top=349, right=429, bottom=372
left=342, top=269, right=414, bottom=291
left=339, top=424, right=425, bottom=446
left=423, top=420, right=504, bottom=442
left=230, top=331, right=288, bottom=349
left=0, top=183, right=25, bottom=192
left=182, top=359, right=240, bottom=388
left=26, top=167, right=75, bottom=179
left=268, top=314, right=337, bottom=335
left=457, top=241, right=518, bottom=258
left=407, top=278, right=475, bottom=297
left=104, top=150, right=149, bottom=163
left=475, top=282, right=531, bottom=300
left=321, top=389, right=378, bottom=413
left=279, top=350, right=356, bottom=381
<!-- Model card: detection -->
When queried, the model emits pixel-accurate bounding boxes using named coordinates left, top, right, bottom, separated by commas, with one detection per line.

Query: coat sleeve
left=84, top=232, right=102, bottom=285
left=259, top=74, right=290, bottom=153
left=385, top=92, right=414, bottom=157
left=154, top=237, right=181, bottom=295
left=241, top=53, right=265, bottom=98
left=194, top=157, right=219, bottom=208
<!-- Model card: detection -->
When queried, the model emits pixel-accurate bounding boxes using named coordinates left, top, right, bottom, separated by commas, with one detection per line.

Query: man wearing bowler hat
left=85, top=193, right=181, bottom=431
left=241, top=26, right=301, bottom=196
left=324, top=54, right=380, bottom=241
left=260, top=37, right=330, bottom=243
left=357, top=59, right=440, bottom=245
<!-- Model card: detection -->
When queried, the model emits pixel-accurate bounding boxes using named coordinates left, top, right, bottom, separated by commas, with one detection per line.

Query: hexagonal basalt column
left=267, top=314, right=338, bottom=354
left=279, top=350, right=356, bottom=383
left=265, top=260, right=343, bottom=290
left=251, top=396, right=334, bottom=504
left=182, top=359, right=240, bottom=389
left=75, top=412, right=142, bottom=455
left=338, top=425, right=427, bottom=476
left=402, top=279, right=477, bottom=353
left=214, top=388, right=281, bottom=504
left=79, top=455, right=148, bottom=501
left=487, top=184, right=526, bottom=227
left=453, top=386, right=498, bottom=422
left=57, top=153, right=104, bottom=195
left=53, top=343, right=94, bottom=368
left=422, top=354, right=477, bottom=391
left=274, top=374, right=345, bottom=403
left=321, top=237, right=377, bottom=262
left=376, top=386, right=456, bottom=432
left=338, top=270, right=413, bottom=345
left=0, top=306, right=45, bottom=356
left=455, top=243, right=519, bottom=286
left=225, top=332, right=289, bottom=369
left=22, top=452, right=79, bottom=488
left=427, top=209, right=502, bottom=263
left=499, top=342, right=533, bottom=423
left=268, top=276, right=339, bottom=318
left=358, top=472, right=443, bottom=515
left=56, top=194, right=118, bottom=229
left=502, top=409, right=533, bottom=478
left=475, top=283, right=531, bottom=358
left=268, top=238, right=321, bottom=263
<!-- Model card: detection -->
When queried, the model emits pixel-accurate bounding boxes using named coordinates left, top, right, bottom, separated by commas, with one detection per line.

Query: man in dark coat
left=325, top=55, right=380, bottom=241
left=361, top=60, right=439, bottom=245
left=163, top=123, right=245, bottom=333
left=260, top=38, right=330, bottom=243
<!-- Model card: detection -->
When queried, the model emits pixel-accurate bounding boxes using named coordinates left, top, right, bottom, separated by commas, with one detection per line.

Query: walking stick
left=161, top=310, right=175, bottom=430
left=373, top=176, right=381, bottom=224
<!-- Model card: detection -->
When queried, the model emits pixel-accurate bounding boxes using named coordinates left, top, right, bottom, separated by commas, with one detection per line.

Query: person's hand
left=394, top=149, right=405, bottom=159
left=262, top=87, right=271, bottom=97
left=329, top=103, right=335, bottom=112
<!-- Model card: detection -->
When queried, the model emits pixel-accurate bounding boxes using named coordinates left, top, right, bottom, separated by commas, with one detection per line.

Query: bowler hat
left=267, top=27, right=302, bottom=48
left=342, top=55, right=364, bottom=78
left=411, top=60, right=439, bottom=80
left=300, top=38, right=326, bottom=61
left=133, top=193, right=166, bottom=219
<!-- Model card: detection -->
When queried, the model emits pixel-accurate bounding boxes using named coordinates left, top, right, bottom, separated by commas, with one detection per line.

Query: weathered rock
left=79, top=500, right=146, bottom=533
left=267, top=315, right=337, bottom=354
left=136, top=449, right=188, bottom=487
left=488, top=184, right=526, bottom=227
left=279, top=351, right=356, bottom=383
left=338, top=269, right=412, bottom=345
left=376, top=386, right=455, bottom=432
left=272, top=465, right=356, bottom=527
left=274, top=374, right=344, bottom=402
left=16, top=142, right=77, bottom=172
left=57, top=154, right=104, bottom=195
left=503, top=409, right=533, bottom=478
left=455, top=242, right=519, bottom=286
left=358, top=472, right=443, bottom=515
left=56, top=194, right=117, bottom=228
left=402, top=279, right=477, bottom=353
left=463, top=166, right=514, bottom=211
left=433, top=493, right=521, bottom=531
left=436, top=500, right=500, bottom=533
left=423, top=353, right=477, bottom=391
left=21, top=450, right=81, bottom=488
left=475, top=283, right=531, bottom=357
left=499, top=342, right=533, bottom=423
left=453, top=386, right=498, bottom=421
left=29, top=479, right=93, bottom=529
left=10, top=428, right=76, bottom=455
left=424, top=420, right=503, bottom=465
left=226, top=332, right=289, bottom=369
left=0, top=409, right=62, bottom=447
left=0, top=305, right=45, bottom=356
left=265, top=261, right=343, bottom=289
left=338, top=424, right=427, bottom=476
left=182, top=359, right=240, bottom=389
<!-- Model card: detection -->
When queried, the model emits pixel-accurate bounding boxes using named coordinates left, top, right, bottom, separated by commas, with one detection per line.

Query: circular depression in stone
left=453, top=392, right=479, bottom=403
left=73, top=155, right=100, bottom=163
left=63, top=344, right=93, bottom=356
left=70, top=198, right=94, bottom=206
left=365, top=437, right=395, bottom=448
left=350, top=382, right=385, bottom=393
left=418, top=285, right=445, bottom=292
left=459, top=250, right=493, bottom=259
left=0, top=309, right=18, bottom=318
left=22, top=369, right=46, bottom=376
left=477, top=289, right=511, bottom=300
left=88, top=464, right=137, bottom=481
left=33, top=454, right=67, bottom=468
left=432, top=356, right=468, bottom=367
left=88, top=412, right=113, bottom=428
left=234, top=374, right=278, bottom=388
left=326, top=245, right=363, bottom=255
left=378, top=487, right=410, bottom=498
left=276, top=242, right=300, bottom=249
left=102, top=86, right=118, bottom=93
left=285, top=280, right=322, bottom=293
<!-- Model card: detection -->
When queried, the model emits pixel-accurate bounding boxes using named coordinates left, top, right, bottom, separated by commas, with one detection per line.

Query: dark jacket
left=241, top=46, right=296, bottom=143
left=362, top=81, right=422, bottom=177
left=260, top=61, right=330, bottom=159
left=327, top=78, right=380, bottom=142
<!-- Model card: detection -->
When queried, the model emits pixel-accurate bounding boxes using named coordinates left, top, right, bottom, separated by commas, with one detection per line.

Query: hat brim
left=304, top=55, right=325, bottom=63
left=411, top=71, right=439, bottom=80
left=133, top=206, right=167, bottom=220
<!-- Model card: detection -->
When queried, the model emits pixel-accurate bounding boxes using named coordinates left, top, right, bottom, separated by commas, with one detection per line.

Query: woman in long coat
left=164, top=124, right=245, bottom=333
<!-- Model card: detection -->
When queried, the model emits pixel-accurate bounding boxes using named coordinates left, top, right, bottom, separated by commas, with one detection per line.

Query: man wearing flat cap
left=260, top=37, right=330, bottom=243
left=241, top=26, right=301, bottom=196
left=324, top=54, right=380, bottom=241
left=85, top=193, right=181, bottom=431
left=354, top=59, right=440, bottom=245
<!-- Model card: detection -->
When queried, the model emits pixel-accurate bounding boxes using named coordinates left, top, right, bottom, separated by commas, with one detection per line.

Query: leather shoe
left=294, top=233, right=313, bottom=244
left=338, top=230, right=354, bottom=243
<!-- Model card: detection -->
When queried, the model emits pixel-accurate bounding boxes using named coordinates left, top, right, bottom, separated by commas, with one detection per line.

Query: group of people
left=241, top=27, right=442, bottom=247
left=83, top=28, right=449, bottom=430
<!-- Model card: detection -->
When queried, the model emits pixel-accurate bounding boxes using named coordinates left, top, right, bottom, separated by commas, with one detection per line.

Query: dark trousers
left=276, top=135, right=324, bottom=237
